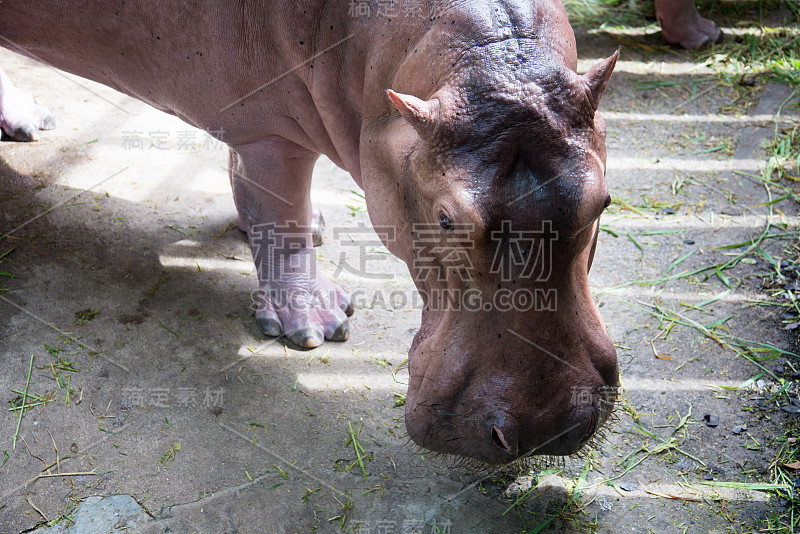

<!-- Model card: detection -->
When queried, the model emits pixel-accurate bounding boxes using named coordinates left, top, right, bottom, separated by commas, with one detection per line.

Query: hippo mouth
left=486, top=403, right=606, bottom=460
left=403, top=316, right=619, bottom=467
left=406, top=393, right=613, bottom=469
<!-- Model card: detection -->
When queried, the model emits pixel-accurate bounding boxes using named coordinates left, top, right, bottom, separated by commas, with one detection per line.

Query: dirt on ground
left=1, top=7, right=799, bottom=534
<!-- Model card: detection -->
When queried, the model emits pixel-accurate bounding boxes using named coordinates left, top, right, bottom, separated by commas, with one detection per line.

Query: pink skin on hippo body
left=0, top=0, right=620, bottom=465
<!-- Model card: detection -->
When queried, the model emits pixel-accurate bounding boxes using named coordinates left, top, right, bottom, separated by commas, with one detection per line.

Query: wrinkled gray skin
left=0, top=0, right=623, bottom=465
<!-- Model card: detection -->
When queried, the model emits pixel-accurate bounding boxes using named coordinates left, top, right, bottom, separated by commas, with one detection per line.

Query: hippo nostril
left=491, top=425, right=511, bottom=452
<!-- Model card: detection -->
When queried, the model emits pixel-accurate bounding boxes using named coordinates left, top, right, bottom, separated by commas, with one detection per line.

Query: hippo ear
left=386, top=89, right=440, bottom=136
left=583, top=49, right=620, bottom=111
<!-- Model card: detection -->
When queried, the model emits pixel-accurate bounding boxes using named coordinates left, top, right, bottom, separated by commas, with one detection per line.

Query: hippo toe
left=0, top=67, right=57, bottom=142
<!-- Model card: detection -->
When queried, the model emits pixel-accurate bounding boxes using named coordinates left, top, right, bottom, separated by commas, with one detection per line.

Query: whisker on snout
left=401, top=396, right=621, bottom=475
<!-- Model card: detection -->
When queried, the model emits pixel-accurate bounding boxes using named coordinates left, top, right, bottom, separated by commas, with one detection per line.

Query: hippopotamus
left=0, top=0, right=622, bottom=465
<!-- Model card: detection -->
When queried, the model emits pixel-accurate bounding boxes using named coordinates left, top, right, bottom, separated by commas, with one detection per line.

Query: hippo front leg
left=0, top=66, right=56, bottom=141
left=229, top=138, right=352, bottom=348
left=229, top=148, right=326, bottom=246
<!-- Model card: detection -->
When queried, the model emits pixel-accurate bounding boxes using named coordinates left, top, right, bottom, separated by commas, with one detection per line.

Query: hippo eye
left=604, top=195, right=612, bottom=209
left=438, top=212, right=453, bottom=231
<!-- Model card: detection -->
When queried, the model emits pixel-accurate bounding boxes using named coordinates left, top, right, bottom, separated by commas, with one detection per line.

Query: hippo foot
left=0, top=76, right=56, bottom=142
left=236, top=206, right=325, bottom=247
left=656, top=1, right=722, bottom=49
left=253, top=272, right=353, bottom=349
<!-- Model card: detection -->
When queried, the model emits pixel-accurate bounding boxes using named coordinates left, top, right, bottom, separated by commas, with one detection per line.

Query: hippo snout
left=405, top=320, right=618, bottom=465
left=528, top=405, right=598, bottom=457
left=481, top=404, right=599, bottom=462
left=405, top=370, right=611, bottom=465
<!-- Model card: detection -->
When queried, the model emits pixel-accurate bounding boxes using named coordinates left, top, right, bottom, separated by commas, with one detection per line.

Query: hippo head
left=361, top=49, right=620, bottom=465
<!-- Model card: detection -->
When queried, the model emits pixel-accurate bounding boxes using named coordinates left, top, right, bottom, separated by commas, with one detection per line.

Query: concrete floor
left=1, top=22, right=799, bottom=534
